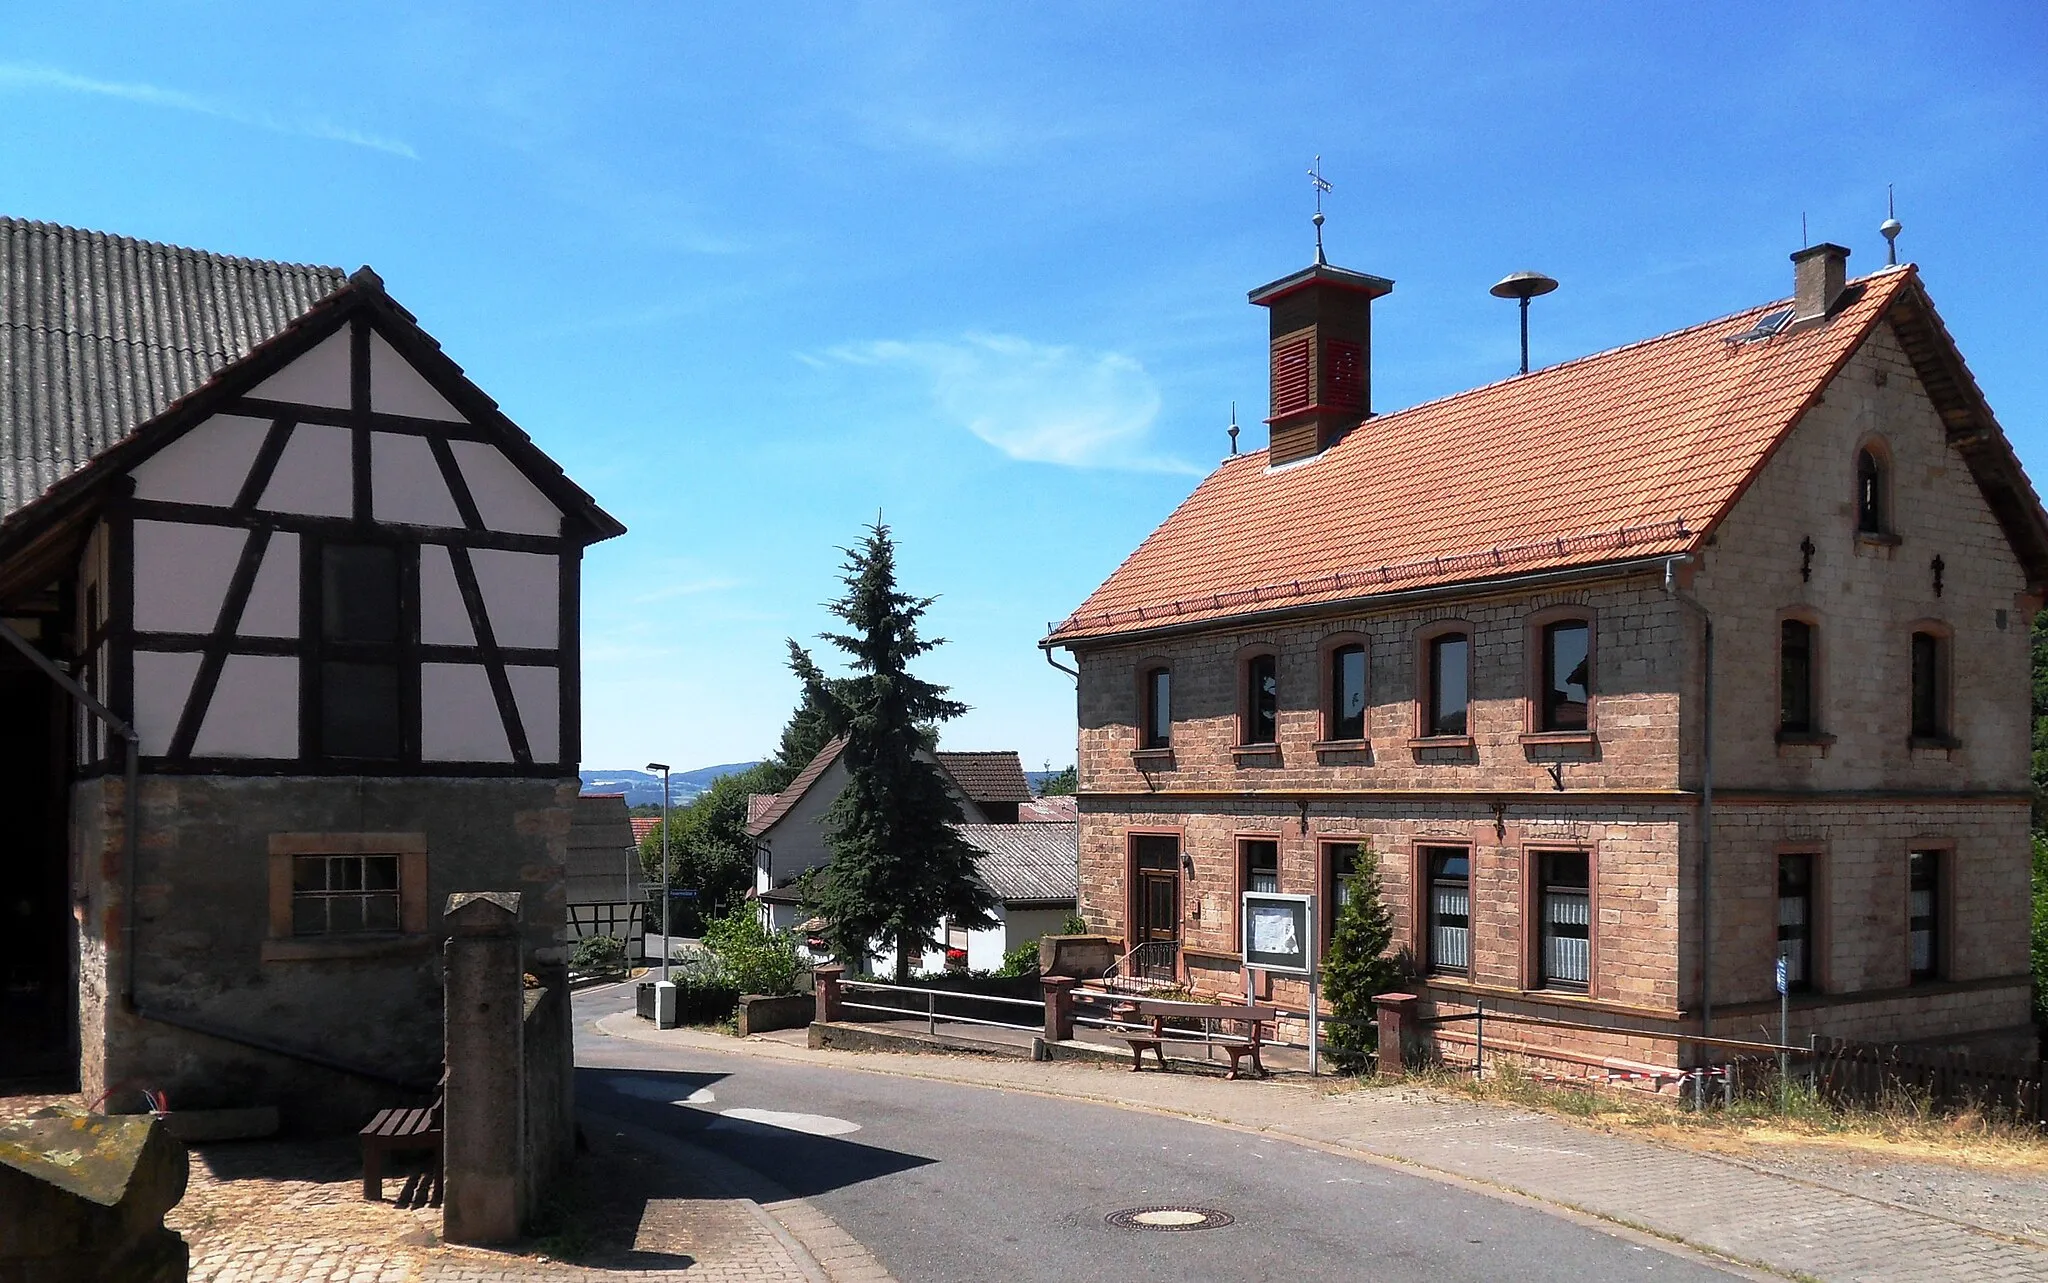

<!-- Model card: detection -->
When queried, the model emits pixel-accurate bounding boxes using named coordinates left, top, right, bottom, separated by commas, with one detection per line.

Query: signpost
left=1775, top=954, right=1790, bottom=1093
left=1240, top=891, right=1318, bottom=1075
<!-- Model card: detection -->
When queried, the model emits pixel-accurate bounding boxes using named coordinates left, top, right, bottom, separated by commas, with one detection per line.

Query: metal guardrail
left=839, top=978, right=1045, bottom=1037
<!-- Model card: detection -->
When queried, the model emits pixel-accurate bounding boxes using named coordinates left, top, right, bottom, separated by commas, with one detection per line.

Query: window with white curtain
left=1538, top=851, right=1590, bottom=990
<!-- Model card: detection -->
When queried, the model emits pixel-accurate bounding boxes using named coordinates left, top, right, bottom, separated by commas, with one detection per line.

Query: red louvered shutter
left=1271, top=335, right=1313, bottom=416
left=1325, top=340, right=1363, bottom=410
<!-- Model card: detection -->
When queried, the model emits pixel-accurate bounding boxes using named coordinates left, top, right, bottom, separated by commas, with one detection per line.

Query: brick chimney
left=1248, top=261, right=1394, bottom=466
left=1791, top=242, right=1850, bottom=321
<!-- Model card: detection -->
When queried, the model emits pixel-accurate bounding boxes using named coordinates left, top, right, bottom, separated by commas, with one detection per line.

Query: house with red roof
left=1044, top=238, right=2047, bottom=1077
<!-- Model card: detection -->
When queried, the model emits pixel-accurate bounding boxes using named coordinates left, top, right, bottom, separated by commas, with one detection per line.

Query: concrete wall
left=73, top=774, right=575, bottom=1130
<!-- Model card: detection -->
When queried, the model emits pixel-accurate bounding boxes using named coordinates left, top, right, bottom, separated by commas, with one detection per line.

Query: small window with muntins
left=291, top=852, right=401, bottom=935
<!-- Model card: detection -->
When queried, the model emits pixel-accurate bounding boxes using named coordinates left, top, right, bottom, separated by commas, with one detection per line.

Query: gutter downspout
left=1042, top=646, right=1078, bottom=680
left=1663, top=557, right=1714, bottom=1039
left=0, top=616, right=431, bottom=1093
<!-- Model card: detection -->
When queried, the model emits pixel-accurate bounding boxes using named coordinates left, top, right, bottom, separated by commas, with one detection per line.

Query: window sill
left=1854, top=530, right=1902, bottom=548
left=1407, top=735, right=1476, bottom=753
left=1775, top=731, right=1836, bottom=758
left=1910, top=735, right=1961, bottom=761
left=1130, top=748, right=1175, bottom=770
left=1231, top=743, right=1282, bottom=765
left=1313, top=738, right=1372, bottom=763
left=261, top=933, right=433, bottom=963
left=1519, top=730, right=1595, bottom=747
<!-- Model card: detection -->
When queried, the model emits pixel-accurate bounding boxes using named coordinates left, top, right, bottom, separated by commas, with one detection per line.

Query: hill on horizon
left=580, top=762, right=762, bottom=808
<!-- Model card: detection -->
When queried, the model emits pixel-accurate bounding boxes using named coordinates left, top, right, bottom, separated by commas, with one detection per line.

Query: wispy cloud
left=824, top=334, right=1197, bottom=474
left=632, top=576, right=742, bottom=606
left=0, top=64, right=418, bottom=159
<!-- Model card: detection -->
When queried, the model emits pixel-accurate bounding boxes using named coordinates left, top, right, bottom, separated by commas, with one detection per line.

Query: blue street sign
left=1774, top=955, right=1788, bottom=995
left=668, top=889, right=699, bottom=899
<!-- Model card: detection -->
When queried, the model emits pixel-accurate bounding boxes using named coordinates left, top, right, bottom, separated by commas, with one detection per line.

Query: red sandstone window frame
left=1318, top=631, right=1372, bottom=745
left=1523, top=606, right=1596, bottom=739
left=1412, top=841, right=1474, bottom=978
left=1412, top=619, right=1476, bottom=744
left=1905, top=842, right=1953, bottom=985
left=1235, top=643, right=1281, bottom=750
left=1522, top=844, right=1598, bottom=995
left=1234, top=831, right=1284, bottom=951
left=1854, top=435, right=1894, bottom=538
left=1774, top=846, right=1824, bottom=996
left=1133, top=658, right=1174, bottom=754
left=263, top=831, right=429, bottom=963
left=1905, top=619, right=1955, bottom=747
left=1775, top=608, right=1832, bottom=747
left=1318, top=836, right=1369, bottom=959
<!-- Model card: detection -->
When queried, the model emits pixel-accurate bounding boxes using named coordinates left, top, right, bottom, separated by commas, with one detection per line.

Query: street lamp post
left=647, top=762, right=672, bottom=981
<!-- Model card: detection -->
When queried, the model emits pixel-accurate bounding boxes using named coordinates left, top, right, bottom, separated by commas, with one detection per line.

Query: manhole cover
left=1105, top=1205, right=1235, bottom=1232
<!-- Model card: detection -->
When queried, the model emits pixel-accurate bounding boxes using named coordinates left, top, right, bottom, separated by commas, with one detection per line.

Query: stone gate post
left=443, top=891, right=525, bottom=1245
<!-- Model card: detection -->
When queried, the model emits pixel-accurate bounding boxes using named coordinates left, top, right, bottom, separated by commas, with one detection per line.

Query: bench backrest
left=1133, top=1000, right=1279, bottom=1022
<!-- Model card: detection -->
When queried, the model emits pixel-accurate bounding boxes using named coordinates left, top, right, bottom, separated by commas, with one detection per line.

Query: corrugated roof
left=0, top=217, right=347, bottom=517
left=935, top=751, right=1032, bottom=804
left=955, top=822, right=1078, bottom=904
left=1048, top=268, right=1946, bottom=645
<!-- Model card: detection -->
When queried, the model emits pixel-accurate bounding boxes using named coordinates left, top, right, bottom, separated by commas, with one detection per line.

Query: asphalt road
left=572, top=986, right=1739, bottom=1283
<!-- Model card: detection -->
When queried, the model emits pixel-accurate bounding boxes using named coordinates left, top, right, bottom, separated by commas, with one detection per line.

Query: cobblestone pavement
left=0, top=1090, right=874, bottom=1283
left=600, top=1015, right=2048, bottom=1283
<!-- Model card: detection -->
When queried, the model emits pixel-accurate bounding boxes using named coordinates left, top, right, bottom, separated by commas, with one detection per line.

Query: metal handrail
left=840, top=979, right=1044, bottom=1009
left=837, top=977, right=1045, bottom=1036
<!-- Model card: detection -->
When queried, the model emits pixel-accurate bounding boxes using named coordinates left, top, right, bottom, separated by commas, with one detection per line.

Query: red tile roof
left=1019, top=795, right=1079, bottom=823
left=934, top=751, right=1033, bottom=804
left=745, top=737, right=846, bottom=838
left=1048, top=267, right=2026, bottom=645
left=629, top=816, right=660, bottom=845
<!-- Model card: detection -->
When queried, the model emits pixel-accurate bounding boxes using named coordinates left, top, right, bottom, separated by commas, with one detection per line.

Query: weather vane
left=1308, top=155, right=1332, bottom=265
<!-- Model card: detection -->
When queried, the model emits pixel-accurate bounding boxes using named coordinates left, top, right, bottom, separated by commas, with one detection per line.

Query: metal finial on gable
left=1227, top=401, right=1240, bottom=455
left=1881, top=184, right=1903, bottom=266
left=1308, top=156, right=1332, bottom=265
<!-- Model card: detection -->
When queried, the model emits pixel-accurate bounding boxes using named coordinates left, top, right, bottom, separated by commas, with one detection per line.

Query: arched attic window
left=1856, top=447, right=1888, bottom=535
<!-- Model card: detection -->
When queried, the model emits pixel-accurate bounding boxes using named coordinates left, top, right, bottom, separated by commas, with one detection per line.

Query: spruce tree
left=1322, top=839, right=1403, bottom=1073
left=767, top=641, right=844, bottom=790
left=794, top=522, right=996, bottom=980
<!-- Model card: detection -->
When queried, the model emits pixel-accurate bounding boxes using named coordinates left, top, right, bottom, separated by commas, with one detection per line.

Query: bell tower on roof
left=1248, top=160, right=1393, bottom=467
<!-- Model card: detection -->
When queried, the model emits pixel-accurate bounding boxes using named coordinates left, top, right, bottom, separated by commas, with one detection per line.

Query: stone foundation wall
left=74, top=773, right=575, bottom=1131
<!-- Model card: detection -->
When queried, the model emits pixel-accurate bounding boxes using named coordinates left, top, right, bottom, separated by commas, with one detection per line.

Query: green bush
left=570, top=934, right=627, bottom=974
left=702, top=905, right=804, bottom=996
left=1061, top=913, right=1089, bottom=935
left=996, top=939, right=1042, bottom=977
left=670, top=974, right=743, bottom=1024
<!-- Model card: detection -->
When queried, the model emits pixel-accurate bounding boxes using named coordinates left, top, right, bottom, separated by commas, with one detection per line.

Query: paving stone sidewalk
left=598, top=1013, right=2048, bottom=1283
left=0, top=1091, right=881, bottom=1283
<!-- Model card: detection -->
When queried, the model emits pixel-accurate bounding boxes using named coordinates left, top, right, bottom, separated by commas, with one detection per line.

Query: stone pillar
left=814, top=964, right=844, bottom=1025
left=1041, top=975, right=1077, bottom=1044
left=443, top=891, right=525, bottom=1245
left=0, top=1111, right=188, bottom=1283
left=1374, top=992, right=1420, bottom=1077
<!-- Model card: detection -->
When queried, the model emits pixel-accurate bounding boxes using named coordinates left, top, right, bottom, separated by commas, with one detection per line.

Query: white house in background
left=875, top=822, right=1078, bottom=974
left=746, top=740, right=1073, bottom=967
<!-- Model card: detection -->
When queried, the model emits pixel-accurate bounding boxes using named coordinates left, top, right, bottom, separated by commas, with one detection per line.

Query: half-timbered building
left=0, top=218, right=622, bottom=1123
left=1046, top=237, right=2048, bottom=1079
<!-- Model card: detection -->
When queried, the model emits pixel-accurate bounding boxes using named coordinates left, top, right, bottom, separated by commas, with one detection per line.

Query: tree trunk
left=894, top=932, right=913, bottom=985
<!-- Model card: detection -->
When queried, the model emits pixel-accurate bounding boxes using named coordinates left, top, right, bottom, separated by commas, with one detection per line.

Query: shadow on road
left=578, top=1065, right=936, bottom=1199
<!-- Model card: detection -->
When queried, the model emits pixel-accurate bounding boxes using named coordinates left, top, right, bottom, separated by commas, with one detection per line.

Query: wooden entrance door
left=1131, top=835, right=1180, bottom=980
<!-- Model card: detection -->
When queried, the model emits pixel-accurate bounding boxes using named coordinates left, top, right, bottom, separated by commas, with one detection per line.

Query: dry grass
left=1391, top=1061, right=2048, bottom=1172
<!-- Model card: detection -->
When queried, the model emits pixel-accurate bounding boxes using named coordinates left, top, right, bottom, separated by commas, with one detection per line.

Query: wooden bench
left=1119, top=1000, right=1279, bottom=1079
left=360, top=1100, right=442, bottom=1201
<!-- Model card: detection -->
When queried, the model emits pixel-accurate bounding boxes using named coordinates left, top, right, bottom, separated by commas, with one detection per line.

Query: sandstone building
left=0, top=219, right=622, bottom=1123
left=1044, top=238, right=2046, bottom=1076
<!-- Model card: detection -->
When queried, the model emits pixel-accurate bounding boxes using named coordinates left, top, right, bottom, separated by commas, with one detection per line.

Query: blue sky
left=5, top=4, right=2044, bottom=773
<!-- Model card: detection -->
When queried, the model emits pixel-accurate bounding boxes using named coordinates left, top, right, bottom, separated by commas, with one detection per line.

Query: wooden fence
left=1808, top=1036, right=2044, bottom=1124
